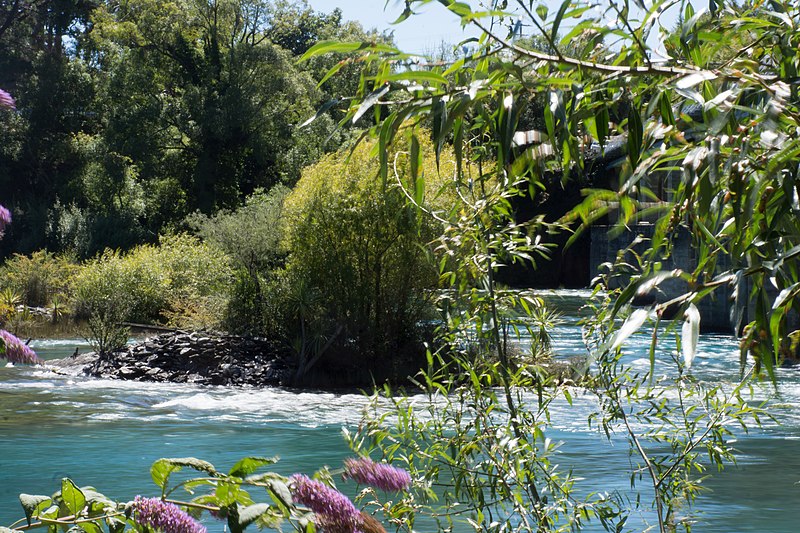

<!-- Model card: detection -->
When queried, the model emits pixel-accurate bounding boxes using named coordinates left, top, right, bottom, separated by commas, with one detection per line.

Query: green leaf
left=298, top=40, right=399, bottom=63
left=19, top=494, right=51, bottom=525
left=267, top=479, right=293, bottom=508
left=352, top=84, right=390, bottom=124
left=536, top=3, right=548, bottom=20
left=61, top=479, right=86, bottom=516
left=410, top=135, right=425, bottom=205
left=627, top=105, right=643, bottom=168
left=229, top=457, right=278, bottom=478
left=390, top=5, right=413, bottom=25
left=78, top=522, right=103, bottom=533
left=151, top=458, right=218, bottom=492
left=551, top=0, right=571, bottom=45
left=106, top=517, right=126, bottom=533
left=238, top=503, right=271, bottom=529
left=659, top=91, right=675, bottom=126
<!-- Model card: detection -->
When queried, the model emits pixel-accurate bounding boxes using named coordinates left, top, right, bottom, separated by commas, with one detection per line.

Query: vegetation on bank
left=0, top=135, right=467, bottom=384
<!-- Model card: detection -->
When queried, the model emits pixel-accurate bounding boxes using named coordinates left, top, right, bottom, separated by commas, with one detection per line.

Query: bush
left=73, top=234, right=233, bottom=329
left=187, top=186, right=290, bottom=334
left=187, top=185, right=289, bottom=275
left=281, top=134, right=459, bottom=383
left=0, top=250, right=79, bottom=307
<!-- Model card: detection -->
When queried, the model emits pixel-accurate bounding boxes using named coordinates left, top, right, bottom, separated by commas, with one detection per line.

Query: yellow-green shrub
left=73, top=234, right=233, bottom=326
left=281, top=133, right=462, bottom=381
left=0, top=251, right=79, bottom=307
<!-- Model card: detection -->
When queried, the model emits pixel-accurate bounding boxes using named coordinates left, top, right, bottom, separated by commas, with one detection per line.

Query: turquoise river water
left=1, top=295, right=799, bottom=531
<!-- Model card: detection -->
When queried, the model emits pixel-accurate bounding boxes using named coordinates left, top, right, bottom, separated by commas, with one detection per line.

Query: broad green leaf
left=19, top=494, right=51, bottom=525
left=38, top=505, right=59, bottom=520
left=267, top=480, right=293, bottom=508
left=61, top=478, right=86, bottom=516
left=238, top=503, right=271, bottom=529
left=151, top=458, right=218, bottom=491
left=106, top=517, right=126, bottom=533
left=229, top=457, right=278, bottom=478
left=78, top=522, right=103, bottom=533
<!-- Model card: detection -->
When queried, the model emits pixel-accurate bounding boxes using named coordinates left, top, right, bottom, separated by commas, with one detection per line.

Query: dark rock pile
left=78, top=331, right=292, bottom=386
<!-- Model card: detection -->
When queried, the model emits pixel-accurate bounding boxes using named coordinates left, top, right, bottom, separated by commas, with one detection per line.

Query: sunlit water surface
left=1, top=309, right=799, bottom=531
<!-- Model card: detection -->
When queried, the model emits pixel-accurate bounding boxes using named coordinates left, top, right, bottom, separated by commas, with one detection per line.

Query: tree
left=303, top=0, right=790, bottom=530
left=281, top=134, right=456, bottom=385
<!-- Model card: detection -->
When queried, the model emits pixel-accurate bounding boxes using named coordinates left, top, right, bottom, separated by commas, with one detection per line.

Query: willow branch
left=470, top=18, right=701, bottom=77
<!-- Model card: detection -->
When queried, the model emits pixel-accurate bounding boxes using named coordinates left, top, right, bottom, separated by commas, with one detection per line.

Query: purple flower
left=290, top=474, right=362, bottom=533
left=343, top=457, right=411, bottom=492
left=0, top=204, right=11, bottom=234
left=0, top=89, right=15, bottom=110
left=0, top=330, right=40, bottom=365
left=131, top=496, right=206, bottom=533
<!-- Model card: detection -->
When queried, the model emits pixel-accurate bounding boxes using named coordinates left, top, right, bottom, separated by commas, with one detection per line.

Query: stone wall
left=589, top=223, right=737, bottom=333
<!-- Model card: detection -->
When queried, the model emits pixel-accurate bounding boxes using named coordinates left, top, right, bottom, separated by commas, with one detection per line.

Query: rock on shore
left=51, top=331, right=292, bottom=387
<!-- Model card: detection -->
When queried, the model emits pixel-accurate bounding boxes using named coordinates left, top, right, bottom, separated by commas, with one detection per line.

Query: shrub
left=73, top=234, right=233, bottom=329
left=188, top=186, right=290, bottom=334
left=187, top=186, right=289, bottom=276
left=281, top=133, right=459, bottom=383
left=73, top=248, right=167, bottom=324
left=0, top=250, right=79, bottom=307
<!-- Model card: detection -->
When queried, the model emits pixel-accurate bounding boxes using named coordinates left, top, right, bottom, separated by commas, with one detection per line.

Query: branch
left=470, top=18, right=702, bottom=77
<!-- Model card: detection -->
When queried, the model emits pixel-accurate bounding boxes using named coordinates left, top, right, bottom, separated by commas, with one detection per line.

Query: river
left=1, top=299, right=799, bottom=531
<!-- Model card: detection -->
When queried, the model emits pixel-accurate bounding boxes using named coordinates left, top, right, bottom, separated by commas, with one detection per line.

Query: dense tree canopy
left=0, top=0, right=386, bottom=258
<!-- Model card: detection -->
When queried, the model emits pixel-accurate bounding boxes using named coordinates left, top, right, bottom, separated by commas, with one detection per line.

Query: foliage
left=73, top=234, right=233, bottom=332
left=281, top=134, right=458, bottom=383
left=188, top=186, right=289, bottom=276
left=3, top=454, right=409, bottom=533
left=298, top=0, right=790, bottom=530
left=0, top=0, right=376, bottom=256
left=0, top=250, right=78, bottom=307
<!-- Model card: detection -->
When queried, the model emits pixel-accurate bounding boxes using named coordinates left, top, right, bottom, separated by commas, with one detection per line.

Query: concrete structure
left=590, top=223, right=738, bottom=333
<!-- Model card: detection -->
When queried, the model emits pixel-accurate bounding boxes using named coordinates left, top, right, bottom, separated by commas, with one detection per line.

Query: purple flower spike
left=0, top=204, right=11, bottom=233
left=290, top=474, right=362, bottom=533
left=0, top=89, right=15, bottom=110
left=131, top=497, right=206, bottom=533
left=0, top=330, right=40, bottom=365
left=343, top=457, right=411, bottom=492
